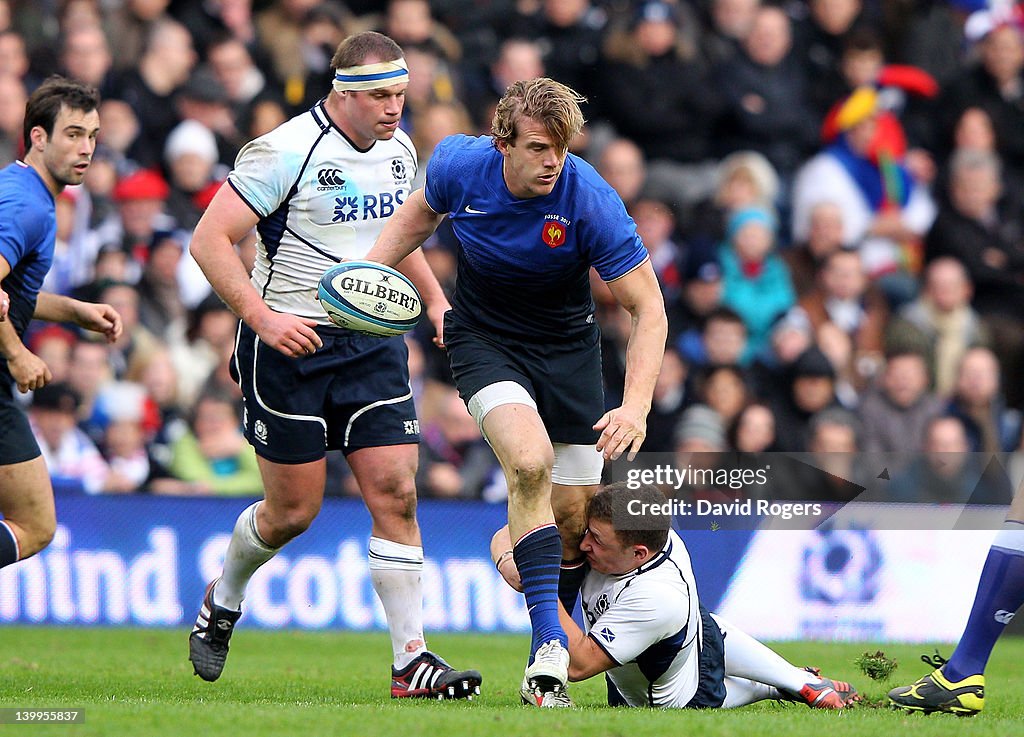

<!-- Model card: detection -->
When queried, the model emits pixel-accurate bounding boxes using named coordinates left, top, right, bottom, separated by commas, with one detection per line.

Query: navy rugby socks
left=514, top=524, right=568, bottom=661
left=944, top=521, right=1024, bottom=681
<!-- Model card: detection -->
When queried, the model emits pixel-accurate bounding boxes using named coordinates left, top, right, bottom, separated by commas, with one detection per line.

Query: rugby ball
left=317, top=260, right=422, bottom=337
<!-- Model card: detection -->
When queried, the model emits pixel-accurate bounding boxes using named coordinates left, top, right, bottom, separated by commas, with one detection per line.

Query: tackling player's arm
left=594, top=260, right=667, bottom=461
left=492, top=523, right=614, bottom=681
left=190, top=183, right=322, bottom=358
left=490, top=525, right=521, bottom=592
left=557, top=603, right=617, bottom=682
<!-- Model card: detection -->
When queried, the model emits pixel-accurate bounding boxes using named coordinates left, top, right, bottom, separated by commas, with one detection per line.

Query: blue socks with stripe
left=514, top=524, right=568, bottom=663
left=945, top=522, right=1024, bottom=681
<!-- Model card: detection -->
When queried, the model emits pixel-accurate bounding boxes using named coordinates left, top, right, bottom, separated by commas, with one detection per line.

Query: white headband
left=333, top=58, right=409, bottom=92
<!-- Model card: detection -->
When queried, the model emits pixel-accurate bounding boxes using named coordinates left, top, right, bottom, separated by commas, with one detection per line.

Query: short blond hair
left=491, top=77, right=585, bottom=152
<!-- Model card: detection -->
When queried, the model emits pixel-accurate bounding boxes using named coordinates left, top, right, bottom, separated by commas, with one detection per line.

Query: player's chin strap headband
left=332, top=58, right=409, bottom=92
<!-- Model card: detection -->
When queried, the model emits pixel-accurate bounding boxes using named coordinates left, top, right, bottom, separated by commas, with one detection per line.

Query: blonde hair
left=491, top=77, right=585, bottom=152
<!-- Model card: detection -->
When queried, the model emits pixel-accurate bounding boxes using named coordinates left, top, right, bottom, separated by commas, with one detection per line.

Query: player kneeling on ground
left=493, top=483, right=861, bottom=709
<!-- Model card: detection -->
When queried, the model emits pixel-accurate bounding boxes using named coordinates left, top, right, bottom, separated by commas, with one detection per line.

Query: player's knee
left=19, top=516, right=56, bottom=558
left=262, top=501, right=320, bottom=542
left=506, top=452, right=553, bottom=497
left=373, top=477, right=418, bottom=522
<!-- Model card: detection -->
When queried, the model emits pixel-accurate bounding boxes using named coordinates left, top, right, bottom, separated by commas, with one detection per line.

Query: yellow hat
left=835, top=87, right=879, bottom=131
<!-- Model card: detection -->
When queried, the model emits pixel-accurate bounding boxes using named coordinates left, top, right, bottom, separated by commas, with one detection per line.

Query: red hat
left=113, top=169, right=170, bottom=202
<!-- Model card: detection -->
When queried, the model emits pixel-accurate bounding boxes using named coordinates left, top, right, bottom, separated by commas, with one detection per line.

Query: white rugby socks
left=713, top=613, right=811, bottom=694
left=368, top=536, right=426, bottom=670
left=721, top=676, right=780, bottom=708
left=214, top=502, right=278, bottom=611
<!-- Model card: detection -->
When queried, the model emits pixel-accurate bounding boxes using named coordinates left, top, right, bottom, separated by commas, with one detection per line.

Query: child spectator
left=718, top=207, right=796, bottom=359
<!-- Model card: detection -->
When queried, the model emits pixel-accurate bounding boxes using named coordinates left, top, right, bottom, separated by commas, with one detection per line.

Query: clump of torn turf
left=855, top=651, right=898, bottom=682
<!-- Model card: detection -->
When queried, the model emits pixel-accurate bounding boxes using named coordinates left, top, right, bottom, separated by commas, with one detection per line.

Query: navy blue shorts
left=443, top=311, right=604, bottom=445
left=684, top=605, right=727, bottom=709
left=231, top=322, right=419, bottom=464
left=0, top=373, right=40, bottom=465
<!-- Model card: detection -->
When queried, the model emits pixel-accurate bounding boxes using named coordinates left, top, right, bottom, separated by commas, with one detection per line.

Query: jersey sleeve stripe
left=603, top=254, right=651, bottom=283
left=227, top=179, right=264, bottom=218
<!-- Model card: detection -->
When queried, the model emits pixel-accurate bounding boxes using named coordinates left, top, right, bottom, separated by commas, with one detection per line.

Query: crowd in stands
left=8, top=0, right=1024, bottom=503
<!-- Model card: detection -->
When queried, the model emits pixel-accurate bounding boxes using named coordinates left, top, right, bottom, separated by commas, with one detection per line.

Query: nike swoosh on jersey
left=464, top=205, right=487, bottom=214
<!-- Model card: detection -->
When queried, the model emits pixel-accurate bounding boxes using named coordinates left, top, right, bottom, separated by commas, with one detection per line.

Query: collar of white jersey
left=633, top=536, right=673, bottom=576
left=333, top=59, right=409, bottom=92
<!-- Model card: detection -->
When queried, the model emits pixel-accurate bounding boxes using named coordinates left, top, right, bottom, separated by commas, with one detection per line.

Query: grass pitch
left=2, top=627, right=1023, bottom=736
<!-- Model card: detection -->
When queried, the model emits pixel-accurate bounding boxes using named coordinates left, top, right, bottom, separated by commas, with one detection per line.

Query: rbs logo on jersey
left=332, top=189, right=407, bottom=223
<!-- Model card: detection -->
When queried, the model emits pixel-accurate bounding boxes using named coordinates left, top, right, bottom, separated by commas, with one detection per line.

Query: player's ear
left=29, top=125, right=48, bottom=151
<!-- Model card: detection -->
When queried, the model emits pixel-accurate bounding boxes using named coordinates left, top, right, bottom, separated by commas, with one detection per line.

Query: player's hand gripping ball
left=317, top=260, right=422, bottom=337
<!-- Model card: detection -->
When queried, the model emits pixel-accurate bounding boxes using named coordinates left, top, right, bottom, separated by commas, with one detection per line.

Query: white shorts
left=467, top=381, right=604, bottom=486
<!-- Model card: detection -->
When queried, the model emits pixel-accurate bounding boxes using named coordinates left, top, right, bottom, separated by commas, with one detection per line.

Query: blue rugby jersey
left=0, top=162, right=56, bottom=337
left=424, top=135, right=648, bottom=341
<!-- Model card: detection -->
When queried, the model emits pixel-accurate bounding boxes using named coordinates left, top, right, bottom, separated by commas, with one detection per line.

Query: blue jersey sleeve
left=423, top=135, right=460, bottom=215
left=578, top=177, right=649, bottom=282
left=423, top=135, right=485, bottom=215
left=0, top=192, right=29, bottom=270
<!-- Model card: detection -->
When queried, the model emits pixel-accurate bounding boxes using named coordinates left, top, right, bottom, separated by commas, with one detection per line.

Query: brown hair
left=23, top=75, right=100, bottom=150
left=330, top=31, right=403, bottom=71
left=587, top=482, right=670, bottom=551
left=491, top=77, right=585, bottom=152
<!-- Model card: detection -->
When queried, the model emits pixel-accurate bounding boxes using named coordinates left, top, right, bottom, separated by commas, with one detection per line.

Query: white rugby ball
left=317, top=260, right=422, bottom=337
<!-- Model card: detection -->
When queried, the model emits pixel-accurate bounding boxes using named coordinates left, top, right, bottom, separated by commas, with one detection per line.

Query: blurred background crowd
left=7, top=0, right=1024, bottom=504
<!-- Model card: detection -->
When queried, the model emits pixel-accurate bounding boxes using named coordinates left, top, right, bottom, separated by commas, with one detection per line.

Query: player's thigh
left=445, top=322, right=550, bottom=466
left=0, top=390, right=51, bottom=525
left=347, top=444, right=420, bottom=541
left=0, top=456, right=55, bottom=528
left=551, top=480, right=601, bottom=550
left=476, top=390, right=554, bottom=477
left=256, top=455, right=326, bottom=523
left=347, top=442, right=418, bottom=500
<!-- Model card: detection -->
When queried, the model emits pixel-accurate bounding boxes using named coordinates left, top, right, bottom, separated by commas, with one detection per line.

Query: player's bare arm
left=34, top=292, right=122, bottom=343
left=490, top=525, right=522, bottom=592
left=367, top=189, right=443, bottom=267
left=492, top=522, right=612, bottom=680
left=369, top=189, right=449, bottom=345
left=191, top=183, right=323, bottom=358
left=0, top=285, right=7, bottom=321
left=594, top=261, right=667, bottom=461
left=393, top=248, right=451, bottom=348
left=0, top=316, right=48, bottom=392
left=0, top=256, right=50, bottom=392
left=556, top=600, right=616, bottom=681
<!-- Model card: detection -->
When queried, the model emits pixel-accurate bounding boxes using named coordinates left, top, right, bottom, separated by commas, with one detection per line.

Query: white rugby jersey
left=228, top=100, right=417, bottom=323
left=580, top=530, right=703, bottom=707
